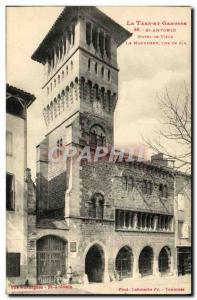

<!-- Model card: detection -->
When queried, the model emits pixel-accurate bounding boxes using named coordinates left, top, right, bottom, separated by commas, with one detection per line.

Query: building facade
left=175, top=173, right=191, bottom=276
left=28, top=6, right=178, bottom=284
left=6, top=84, right=35, bottom=284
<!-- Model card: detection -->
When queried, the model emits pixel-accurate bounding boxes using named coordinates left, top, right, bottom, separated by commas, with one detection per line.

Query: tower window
left=89, top=193, right=104, bottom=219
left=88, top=59, right=91, bottom=71
left=66, top=66, right=68, bottom=75
left=47, top=87, right=49, bottom=95
left=86, top=23, right=92, bottom=46
left=159, top=184, right=168, bottom=198
left=62, top=70, right=64, bottom=80
left=54, top=79, right=56, bottom=88
left=89, top=124, right=105, bottom=147
left=94, top=84, right=99, bottom=99
left=71, top=61, right=73, bottom=71
left=95, top=63, right=98, bottom=74
left=6, top=173, right=15, bottom=211
left=101, top=66, right=104, bottom=78
left=105, top=34, right=111, bottom=58
left=57, top=138, right=63, bottom=158
left=108, top=70, right=111, bottom=81
left=72, top=24, right=75, bottom=45
left=50, top=82, right=53, bottom=91
left=92, top=26, right=98, bottom=50
left=142, top=180, right=153, bottom=195
left=99, top=31, right=104, bottom=56
left=58, top=75, right=60, bottom=84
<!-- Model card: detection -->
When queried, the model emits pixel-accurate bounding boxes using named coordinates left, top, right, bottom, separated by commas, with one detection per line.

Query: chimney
left=151, top=153, right=174, bottom=168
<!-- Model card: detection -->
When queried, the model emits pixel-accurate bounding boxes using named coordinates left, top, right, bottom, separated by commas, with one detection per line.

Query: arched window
left=71, top=61, right=73, bottom=71
left=99, top=31, right=104, bottom=56
left=62, top=70, right=64, bottom=80
left=88, top=58, right=91, bottom=71
left=142, top=180, right=147, bottom=194
left=159, top=184, right=168, bottom=198
left=94, top=84, right=99, bottom=99
left=92, top=26, right=98, bottom=50
left=72, top=24, right=75, bottom=45
left=108, top=70, right=111, bottom=81
left=54, top=79, right=56, bottom=88
left=95, top=62, right=98, bottom=74
left=86, top=23, right=92, bottom=45
left=147, top=181, right=153, bottom=195
left=142, top=180, right=153, bottom=195
left=58, top=75, right=60, bottom=84
left=101, top=66, right=104, bottom=78
left=105, top=34, right=111, bottom=58
left=89, top=193, right=104, bottom=219
left=89, top=124, right=105, bottom=147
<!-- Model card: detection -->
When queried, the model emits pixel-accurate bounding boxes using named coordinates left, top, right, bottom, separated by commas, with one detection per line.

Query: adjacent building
left=6, top=84, right=35, bottom=284
left=175, top=173, right=191, bottom=275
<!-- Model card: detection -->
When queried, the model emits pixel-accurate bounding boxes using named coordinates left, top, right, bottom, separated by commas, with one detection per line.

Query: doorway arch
left=139, top=246, right=154, bottom=276
left=115, top=246, right=133, bottom=279
left=37, top=235, right=67, bottom=284
left=85, top=243, right=105, bottom=282
left=158, top=246, right=171, bottom=274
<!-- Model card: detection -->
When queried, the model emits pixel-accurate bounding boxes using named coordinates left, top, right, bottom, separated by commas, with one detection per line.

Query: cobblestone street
left=9, top=274, right=191, bottom=295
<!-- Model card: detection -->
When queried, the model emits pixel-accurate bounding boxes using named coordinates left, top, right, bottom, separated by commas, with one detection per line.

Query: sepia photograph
left=5, top=4, right=192, bottom=295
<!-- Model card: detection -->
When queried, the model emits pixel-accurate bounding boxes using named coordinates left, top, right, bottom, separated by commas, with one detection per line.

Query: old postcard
left=6, top=5, right=191, bottom=295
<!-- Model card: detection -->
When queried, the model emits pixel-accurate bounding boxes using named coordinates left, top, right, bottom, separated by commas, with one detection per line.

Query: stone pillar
left=128, top=212, right=132, bottom=230
left=144, top=214, right=148, bottom=230
left=133, top=213, right=138, bottom=229
left=169, top=254, right=175, bottom=275
left=132, top=255, right=141, bottom=278
left=154, top=215, right=158, bottom=231
left=140, top=213, right=143, bottom=229
left=123, top=211, right=126, bottom=229
left=153, top=255, right=160, bottom=277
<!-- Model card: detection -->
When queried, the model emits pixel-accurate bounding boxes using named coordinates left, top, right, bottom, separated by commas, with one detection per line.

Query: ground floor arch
left=85, top=243, right=105, bottom=283
left=115, top=246, right=133, bottom=279
left=159, top=246, right=171, bottom=275
left=139, top=246, right=154, bottom=277
left=37, top=235, right=67, bottom=284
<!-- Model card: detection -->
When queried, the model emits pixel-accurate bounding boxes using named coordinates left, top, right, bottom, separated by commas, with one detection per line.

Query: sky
left=6, top=6, right=191, bottom=179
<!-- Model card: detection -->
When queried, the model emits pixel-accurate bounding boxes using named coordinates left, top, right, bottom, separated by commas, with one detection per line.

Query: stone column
left=128, top=212, right=132, bottom=230
left=154, top=215, right=158, bottom=231
left=133, top=213, right=138, bottom=229
left=169, top=254, right=174, bottom=276
left=144, top=214, right=148, bottom=230
left=132, top=255, right=141, bottom=278
left=123, top=211, right=126, bottom=229
left=153, top=255, right=161, bottom=277
left=140, top=213, right=143, bottom=230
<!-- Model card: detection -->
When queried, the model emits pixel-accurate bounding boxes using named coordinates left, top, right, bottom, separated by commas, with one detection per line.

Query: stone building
left=175, top=173, right=191, bottom=276
left=6, top=84, right=35, bottom=284
left=28, top=6, right=177, bottom=284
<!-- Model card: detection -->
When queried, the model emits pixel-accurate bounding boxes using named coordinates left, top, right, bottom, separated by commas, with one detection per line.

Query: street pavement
left=7, top=274, right=191, bottom=295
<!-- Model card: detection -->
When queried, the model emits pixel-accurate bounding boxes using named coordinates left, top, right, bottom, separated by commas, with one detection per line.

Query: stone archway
left=85, top=243, right=105, bottom=283
left=115, top=246, right=133, bottom=279
left=139, top=246, right=154, bottom=277
left=37, top=235, right=67, bottom=284
left=158, top=246, right=171, bottom=275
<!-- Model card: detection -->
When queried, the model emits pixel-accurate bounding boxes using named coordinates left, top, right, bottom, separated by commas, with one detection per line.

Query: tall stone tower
left=32, top=6, right=131, bottom=219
